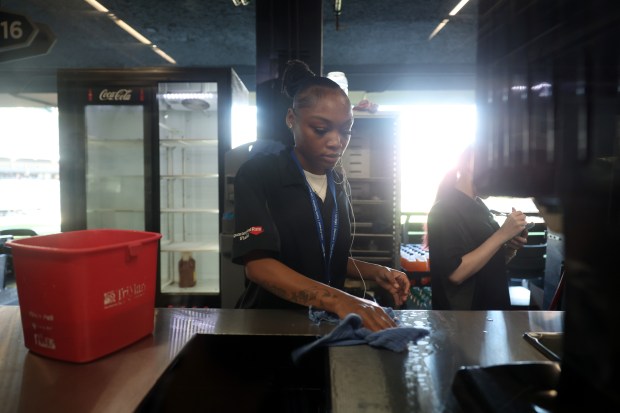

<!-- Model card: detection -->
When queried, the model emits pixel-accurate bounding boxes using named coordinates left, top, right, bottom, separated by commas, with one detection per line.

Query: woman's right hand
left=499, top=207, right=528, bottom=241
left=333, top=294, right=397, bottom=332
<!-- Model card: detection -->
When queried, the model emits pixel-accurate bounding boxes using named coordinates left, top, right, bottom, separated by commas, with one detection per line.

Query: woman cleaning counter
left=0, top=306, right=563, bottom=412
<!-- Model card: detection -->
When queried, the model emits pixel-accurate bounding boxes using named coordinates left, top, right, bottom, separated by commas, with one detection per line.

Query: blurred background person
left=426, top=146, right=529, bottom=310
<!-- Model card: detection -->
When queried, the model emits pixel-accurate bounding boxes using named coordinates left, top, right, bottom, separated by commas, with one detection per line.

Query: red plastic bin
left=7, top=229, right=162, bottom=363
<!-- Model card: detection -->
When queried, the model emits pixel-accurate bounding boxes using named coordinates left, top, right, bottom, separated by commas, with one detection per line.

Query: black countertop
left=0, top=306, right=564, bottom=412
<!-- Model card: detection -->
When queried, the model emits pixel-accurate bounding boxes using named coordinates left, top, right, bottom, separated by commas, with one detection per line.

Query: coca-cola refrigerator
left=57, top=67, right=249, bottom=308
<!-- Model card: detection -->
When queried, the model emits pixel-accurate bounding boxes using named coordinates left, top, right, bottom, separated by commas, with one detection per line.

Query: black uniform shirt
left=232, top=148, right=352, bottom=309
left=427, top=187, right=510, bottom=310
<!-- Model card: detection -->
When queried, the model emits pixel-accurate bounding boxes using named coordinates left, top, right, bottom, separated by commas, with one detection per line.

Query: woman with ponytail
left=232, top=60, right=410, bottom=331
left=426, top=146, right=529, bottom=310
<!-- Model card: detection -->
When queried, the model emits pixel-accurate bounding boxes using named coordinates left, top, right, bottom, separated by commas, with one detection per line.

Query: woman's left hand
left=374, top=267, right=411, bottom=307
left=506, top=230, right=528, bottom=251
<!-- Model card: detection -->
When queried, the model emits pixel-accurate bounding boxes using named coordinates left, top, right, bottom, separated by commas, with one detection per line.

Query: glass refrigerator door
left=157, top=82, right=220, bottom=296
left=84, top=105, right=145, bottom=230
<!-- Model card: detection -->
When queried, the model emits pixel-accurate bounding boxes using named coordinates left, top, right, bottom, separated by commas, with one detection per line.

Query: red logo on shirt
left=234, top=226, right=265, bottom=241
left=249, top=226, right=264, bottom=235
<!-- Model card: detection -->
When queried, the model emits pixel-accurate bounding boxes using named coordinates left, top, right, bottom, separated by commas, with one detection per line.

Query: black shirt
left=232, top=148, right=352, bottom=309
left=427, top=187, right=510, bottom=310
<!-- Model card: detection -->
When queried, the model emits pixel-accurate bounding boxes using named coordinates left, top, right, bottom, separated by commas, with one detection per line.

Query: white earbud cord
left=334, top=159, right=368, bottom=300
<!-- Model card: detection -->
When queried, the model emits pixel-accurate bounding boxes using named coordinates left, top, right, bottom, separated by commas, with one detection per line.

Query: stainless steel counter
left=330, top=310, right=563, bottom=412
left=0, top=306, right=563, bottom=413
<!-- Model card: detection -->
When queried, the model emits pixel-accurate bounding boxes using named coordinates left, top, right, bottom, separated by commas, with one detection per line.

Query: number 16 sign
left=0, top=9, right=55, bottom=62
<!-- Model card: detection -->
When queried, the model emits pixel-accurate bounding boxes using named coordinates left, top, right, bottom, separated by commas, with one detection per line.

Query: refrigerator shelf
left=159, top=139, right=218, bottom=147
left=160, top=208, right=219, bottom=214
left=86, top=208, right=144, bottom=213
left=160, top=240, right=219, bottom=252
left=160, top=174, right=219, bottom=180
left=160, top=278, right=219, bottom=294
left=85, top=175, right=144, bottom=179
left=86, top=138, right=142, bottom=144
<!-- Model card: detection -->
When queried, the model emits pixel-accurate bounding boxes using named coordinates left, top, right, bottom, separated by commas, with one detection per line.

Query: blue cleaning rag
left=308, top=307, right=401, bottom=325
left=291, top=310, right=430, bottom=364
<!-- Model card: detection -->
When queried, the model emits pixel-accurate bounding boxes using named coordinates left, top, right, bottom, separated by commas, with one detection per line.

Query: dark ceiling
left=0, top=0, right=478, bottom=95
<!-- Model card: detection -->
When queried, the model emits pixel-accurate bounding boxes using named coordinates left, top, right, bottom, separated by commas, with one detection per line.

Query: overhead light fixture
left=449, top=0, right=471, bottom=16
left=151, top=46, right=177, bottom=65
left=84, top=0, right=177, bottom=64
left=429, top=0, right=472, bottom=40
left=429, top=19, right=449, bottom=40
left=334, top=0, right=343, bottom=30
left=109, top=14, right=151, bottom=45
left=84, top=0, right=108, bottom=12
left=231, top=0, right=250, bottom=6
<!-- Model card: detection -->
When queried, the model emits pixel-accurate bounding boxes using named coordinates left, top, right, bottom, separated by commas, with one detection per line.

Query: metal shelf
left=344, top=114, right=400, bottom=271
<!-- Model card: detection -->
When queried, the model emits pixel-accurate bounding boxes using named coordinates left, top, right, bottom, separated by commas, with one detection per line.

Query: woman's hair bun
left=281, top=60, right=316, bottom=99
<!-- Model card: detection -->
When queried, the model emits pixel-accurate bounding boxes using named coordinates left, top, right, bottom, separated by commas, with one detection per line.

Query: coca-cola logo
left=99, top=88, right=133, bottom=101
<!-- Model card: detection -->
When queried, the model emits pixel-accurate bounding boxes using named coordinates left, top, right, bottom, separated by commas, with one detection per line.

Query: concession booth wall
left=475, top=0, right=620, bottom=409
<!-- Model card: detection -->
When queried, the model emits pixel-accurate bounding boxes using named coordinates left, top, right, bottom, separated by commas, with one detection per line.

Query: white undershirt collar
left=303, top=170, right=327, bottom=201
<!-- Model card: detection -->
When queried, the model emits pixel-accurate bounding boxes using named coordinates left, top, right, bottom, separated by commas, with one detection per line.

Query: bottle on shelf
left=178, top=252, right=196, bottom=288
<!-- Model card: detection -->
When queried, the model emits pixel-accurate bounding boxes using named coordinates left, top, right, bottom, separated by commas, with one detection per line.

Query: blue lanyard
left=290, top=150, right=339, bottom=284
